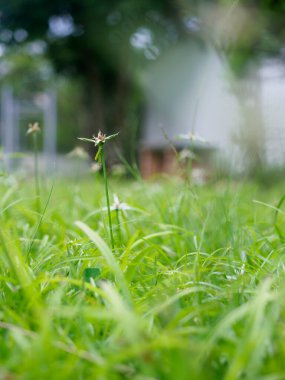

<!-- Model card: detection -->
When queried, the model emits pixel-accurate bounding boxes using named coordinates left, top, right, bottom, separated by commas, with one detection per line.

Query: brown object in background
left=140, top=147, right=177, bottom=179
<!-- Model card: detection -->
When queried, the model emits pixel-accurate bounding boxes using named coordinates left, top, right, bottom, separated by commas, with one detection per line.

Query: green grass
left=1, top=173, right=285, bottom=380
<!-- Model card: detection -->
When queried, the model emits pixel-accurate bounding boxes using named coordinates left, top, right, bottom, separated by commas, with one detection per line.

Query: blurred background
left=0, top=0, right=285, bottom=180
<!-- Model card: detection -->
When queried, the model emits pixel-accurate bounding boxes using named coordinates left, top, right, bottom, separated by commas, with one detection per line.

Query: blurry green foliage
left=0, top=0, right=285, bottom=157
left=0, top=0, right=185, bottom=147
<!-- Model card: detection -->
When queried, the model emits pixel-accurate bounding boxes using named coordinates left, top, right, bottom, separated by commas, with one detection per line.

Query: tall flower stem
left=78, top=130, right=118, bottom=249
left=116, top=209, right=123, bottom=247
left=33, top=132, right=41, bottom=214
left=101, top=148, right=115, bottom=250
left=186, top=155, right=193, bottom=187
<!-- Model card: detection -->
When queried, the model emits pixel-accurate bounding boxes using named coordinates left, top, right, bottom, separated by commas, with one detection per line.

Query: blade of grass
left=75, top=221, right=132, bottom=306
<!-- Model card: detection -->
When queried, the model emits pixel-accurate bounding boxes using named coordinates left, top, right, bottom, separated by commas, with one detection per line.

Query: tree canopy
left=0, top=0, right=285, bottom=156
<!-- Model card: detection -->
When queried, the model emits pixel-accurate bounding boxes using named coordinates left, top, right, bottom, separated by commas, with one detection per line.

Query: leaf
left=75, top=221, right=132, bottom=306
left=83, top=267, right=101, bottom=283
left=274, top=193, right=285, bottom=241
left=78, top=137, right=95, bottom=143
left=105, top=132, right=119, bottom=141
left=95, top=146, right=102, bottom=163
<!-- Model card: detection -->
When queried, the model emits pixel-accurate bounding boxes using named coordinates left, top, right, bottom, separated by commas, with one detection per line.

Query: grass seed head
left=177, top=132, right=207, bottom=143
left=78, top=130, right=119, bottom=148
left=27, top=122, right=40, bottom=135
left=93, top=130, right=106, bottom=146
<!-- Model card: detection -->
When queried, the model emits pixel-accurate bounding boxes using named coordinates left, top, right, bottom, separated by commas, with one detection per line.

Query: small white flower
left=78, top=131, right=119, bottom=163
left=27, top=122, right=40, bottom=135
left=178, top=148, right=196, bottom=161
left=78, top=130, right=119, bottom=147
left=102, top=194, right=145, bottom=213
left=110, top=194, right=132, bottom=211
left=177, top=132, right=207, bottom=143
left=90, top=162, right=101, bottom=173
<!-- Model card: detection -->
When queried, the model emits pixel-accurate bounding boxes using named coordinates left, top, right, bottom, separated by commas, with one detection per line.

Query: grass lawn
left=1, top=174, right=285, bottom=380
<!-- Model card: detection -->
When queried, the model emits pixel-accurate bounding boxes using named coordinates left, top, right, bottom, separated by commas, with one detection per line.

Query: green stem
left=187, top=158, right=192, bottom=186
left=33, top=133, right=41, bottom=214
left=116, top=209, right=123, bottom=247
left=101, top=148, right=115, bottom=250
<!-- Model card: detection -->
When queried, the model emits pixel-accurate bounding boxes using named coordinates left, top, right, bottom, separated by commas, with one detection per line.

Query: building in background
left=1, top=45, right=285, bottom=179
left=139, top=42, right=285, bottom=178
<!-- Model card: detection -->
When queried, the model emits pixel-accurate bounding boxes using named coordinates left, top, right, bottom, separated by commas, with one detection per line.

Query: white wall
left=142, top=43, right=285, bottom=168
left=261, top=61, right=285, bottom=165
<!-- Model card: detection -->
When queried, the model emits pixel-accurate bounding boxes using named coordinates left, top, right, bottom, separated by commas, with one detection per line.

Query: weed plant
left=27, top=122, right=41, bottom=214
left=1, top=173, right=285, bottom=379
left=79, top=131, right=119, bottom=250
